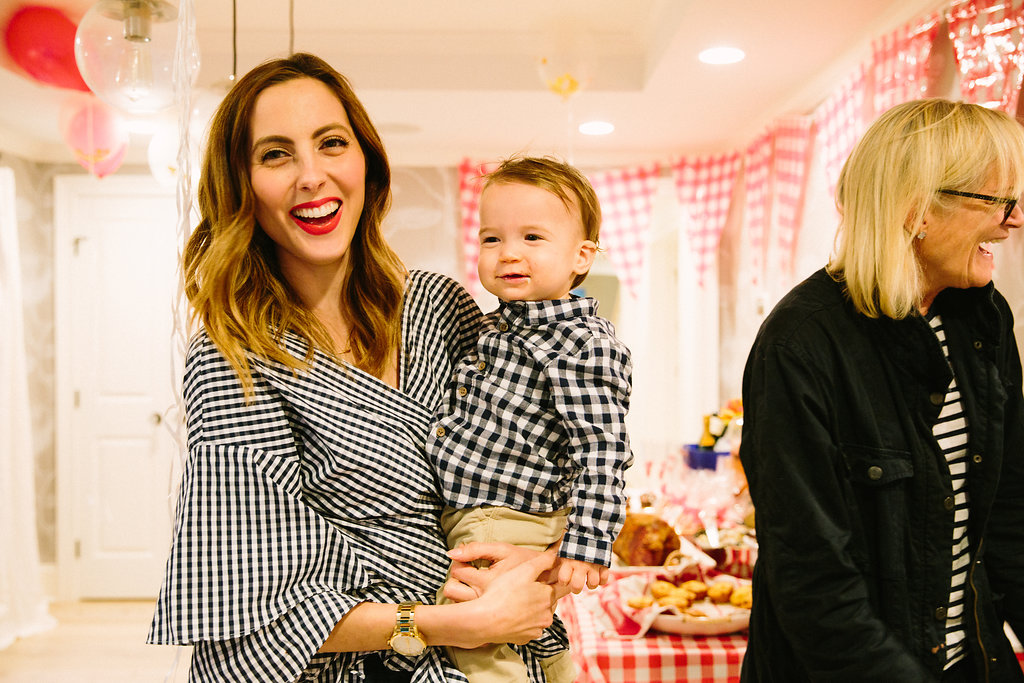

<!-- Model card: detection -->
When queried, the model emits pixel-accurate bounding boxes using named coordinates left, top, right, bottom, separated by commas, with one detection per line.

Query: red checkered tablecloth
left=559, top=589, right=1023, bottom=681
left=559, top=590, right=746, bottom=683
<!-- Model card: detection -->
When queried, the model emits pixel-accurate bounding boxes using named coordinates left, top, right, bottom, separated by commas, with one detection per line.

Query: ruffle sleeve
left=148, top=441, right=374, bottom=645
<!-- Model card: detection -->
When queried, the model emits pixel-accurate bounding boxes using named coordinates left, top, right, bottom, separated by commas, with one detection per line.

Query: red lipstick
left=290, top=198, right=342, bottom=236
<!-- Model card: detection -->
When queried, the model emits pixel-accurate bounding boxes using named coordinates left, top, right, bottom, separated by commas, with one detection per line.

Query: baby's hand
left=554, top=558, right=609, bottom=594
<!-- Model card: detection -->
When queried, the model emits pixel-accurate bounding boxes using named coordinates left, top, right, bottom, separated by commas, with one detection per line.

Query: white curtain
left=620, top=175, right=719, bottom=494
left=0, top=166, right=55, bottom=649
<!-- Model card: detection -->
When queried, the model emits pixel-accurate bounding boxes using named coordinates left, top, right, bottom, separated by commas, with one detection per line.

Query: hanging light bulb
left=75, top=0, right=199, bottom=115
left=118, top=2, right=156, bottom=102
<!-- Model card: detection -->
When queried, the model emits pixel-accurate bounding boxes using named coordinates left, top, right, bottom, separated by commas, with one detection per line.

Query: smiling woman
left=146, top=53, right=572, bottom=682
left=916, top=183, right=1021, bottom=311
left=832, top=99, right=1024, bottom=318
left=738, top=99, right=1024, bottom=682
left=249, top=78, right=369, bottom=324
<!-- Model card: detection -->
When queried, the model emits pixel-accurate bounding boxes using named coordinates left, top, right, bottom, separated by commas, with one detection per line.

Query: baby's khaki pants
left=438, top=506, right=576, bottom=683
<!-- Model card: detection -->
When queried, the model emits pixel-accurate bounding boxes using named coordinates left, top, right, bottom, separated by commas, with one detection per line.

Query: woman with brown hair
left=147, top=53, right=568, bottom=682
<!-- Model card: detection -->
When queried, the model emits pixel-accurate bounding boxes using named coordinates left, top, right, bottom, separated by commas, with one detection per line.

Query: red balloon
left=4, top=5, right=89, bottom=91
left=61, top=95, right=129, bottom=178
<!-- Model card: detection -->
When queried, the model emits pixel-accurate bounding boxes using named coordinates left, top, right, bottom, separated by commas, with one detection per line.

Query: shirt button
left=943, top=496, right=955, bottom=511
left=498, top=322, right=509, bottom=332
left=435, top=427, right=446, bottom=438
left=477, top=361, right=486, bottom=371
left=934, top=606, right=947, bottom=620
left=867, top=466, right=883, bottom=480
left=457, top=386, right=468, bottom=397
left=929, top=392, right=944, bottom=406
left=972, top=453, right=983, bottom=465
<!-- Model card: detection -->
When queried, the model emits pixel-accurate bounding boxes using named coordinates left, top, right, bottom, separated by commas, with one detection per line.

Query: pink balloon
left=84, top=140, right=128, bottom=179
left=4, top=4, right=89, bottom=91
left=61, top=95, right=129, bottom=178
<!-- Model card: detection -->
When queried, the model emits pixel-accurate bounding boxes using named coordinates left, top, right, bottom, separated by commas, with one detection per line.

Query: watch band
left=395, top=600, right=418, bottom=630
left=388, top=600, right=426, bottom=656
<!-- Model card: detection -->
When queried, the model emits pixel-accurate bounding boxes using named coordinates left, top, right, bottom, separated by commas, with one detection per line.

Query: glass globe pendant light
left=75, top=0, right=195, bottom=115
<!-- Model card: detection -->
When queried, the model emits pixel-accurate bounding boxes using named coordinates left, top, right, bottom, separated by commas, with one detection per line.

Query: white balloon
left=147, top=125, right=178, bottom=188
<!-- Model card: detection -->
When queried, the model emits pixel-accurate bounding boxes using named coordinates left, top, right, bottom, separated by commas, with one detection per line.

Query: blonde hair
left=483, top=155, right=601, bottom=289
left=829, top=98, right=1024, bottom=318
left=184, top=53, right=405, bottom=393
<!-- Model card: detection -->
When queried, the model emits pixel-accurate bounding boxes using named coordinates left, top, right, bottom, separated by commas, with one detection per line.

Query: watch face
left=390, top=634, right=425, bottom=656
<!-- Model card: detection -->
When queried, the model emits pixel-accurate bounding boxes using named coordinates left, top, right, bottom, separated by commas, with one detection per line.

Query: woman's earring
left=916, top=231, right=926, bottom=240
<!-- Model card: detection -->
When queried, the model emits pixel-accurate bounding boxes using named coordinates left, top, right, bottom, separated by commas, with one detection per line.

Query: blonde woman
left=740, top=99, right=1024, bottom=682
left=148, top=53, right=567, bottom=683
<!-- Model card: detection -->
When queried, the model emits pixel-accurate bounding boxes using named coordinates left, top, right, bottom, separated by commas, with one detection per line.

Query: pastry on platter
left=613, top=512, right=681, bottom=566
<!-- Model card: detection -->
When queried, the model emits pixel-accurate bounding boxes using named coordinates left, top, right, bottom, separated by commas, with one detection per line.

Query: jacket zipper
left=969, top=536, right=989, bottom=682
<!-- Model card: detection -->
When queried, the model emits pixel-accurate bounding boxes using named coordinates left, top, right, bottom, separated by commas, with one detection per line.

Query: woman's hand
left=413, top=544, right=580, bottom=650
left=443, top=541, right=553, bottom=601
left=450, top=551, right=560, bottom=648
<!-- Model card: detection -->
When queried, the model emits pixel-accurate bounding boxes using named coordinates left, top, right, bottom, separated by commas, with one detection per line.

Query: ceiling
left=0, top=0, right=951, bottom=169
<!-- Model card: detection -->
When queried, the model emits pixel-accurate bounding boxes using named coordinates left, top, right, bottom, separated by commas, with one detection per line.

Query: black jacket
left=739, top=268, right=1024, bottom=682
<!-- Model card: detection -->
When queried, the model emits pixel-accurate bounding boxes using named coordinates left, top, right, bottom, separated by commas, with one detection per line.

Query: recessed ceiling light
left=578, top=120, right=615, bottom=136
left=698, top=46, right=746, bottom=65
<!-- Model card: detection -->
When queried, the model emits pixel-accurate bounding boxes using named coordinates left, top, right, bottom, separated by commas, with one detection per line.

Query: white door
left=55, top=174, right=183, bottom=599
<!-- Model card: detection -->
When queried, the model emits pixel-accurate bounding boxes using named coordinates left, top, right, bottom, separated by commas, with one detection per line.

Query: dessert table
left=558, top=588, right=747, bottom=683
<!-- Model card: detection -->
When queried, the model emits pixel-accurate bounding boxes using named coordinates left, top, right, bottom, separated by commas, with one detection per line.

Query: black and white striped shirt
left=928, top=314, right=970, bottom=670
left=148, top=271, right=567, bottom=682
left=426, top=297, right=633, bottom=566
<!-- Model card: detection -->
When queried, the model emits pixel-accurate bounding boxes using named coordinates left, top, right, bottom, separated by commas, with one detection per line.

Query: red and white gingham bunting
left=743, top=133, right=773, bottom=287
left=587, top=164, right=661, bottom=300
left=457, top=158, right=496, bottom=298
left=871, top=12, right=941, bottom=116
left=771, top=116, right=815, bottom=280
left=457, top=3, right=1024, bottom=302
left=671, top=153, right=741, bottom=288
left=947, top=0, right=1024, bottom=113
left=814, top=64, right=868, bottom=199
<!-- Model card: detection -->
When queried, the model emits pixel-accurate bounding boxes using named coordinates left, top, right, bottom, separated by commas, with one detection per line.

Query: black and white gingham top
left=426, top=297, right=633, bottom=567
left=147, top=271, right=567, bottom=682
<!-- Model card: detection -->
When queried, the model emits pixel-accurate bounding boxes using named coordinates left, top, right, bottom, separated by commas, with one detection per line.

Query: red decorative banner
left=588, top=163, right=661, bottom=300
left=672, top=153, right=741, bottom=288
left=871, top=12, right=942, bottom=116
left=744, top=132, right=772, bottom=287
left=771, top=116, right=815, bottom=281
left=815, top=64, right=867, bottom=199
left=947, top=0, right=1024, bottom=113
left=457, top=158, right=495, bottom=298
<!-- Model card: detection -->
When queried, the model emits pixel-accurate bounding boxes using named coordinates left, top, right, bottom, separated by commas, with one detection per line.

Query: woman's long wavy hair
left=184, top=53, right=406, bottom=393
left=829, top=98, right=1024, bottom=319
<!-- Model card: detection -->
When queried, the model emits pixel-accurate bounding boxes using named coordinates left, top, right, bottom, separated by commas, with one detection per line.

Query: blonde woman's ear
left=906, top=209, right=927, bottom=240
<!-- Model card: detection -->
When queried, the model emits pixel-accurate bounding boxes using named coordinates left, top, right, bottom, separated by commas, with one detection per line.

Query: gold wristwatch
left=388, top=601, right=426, bottom=656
